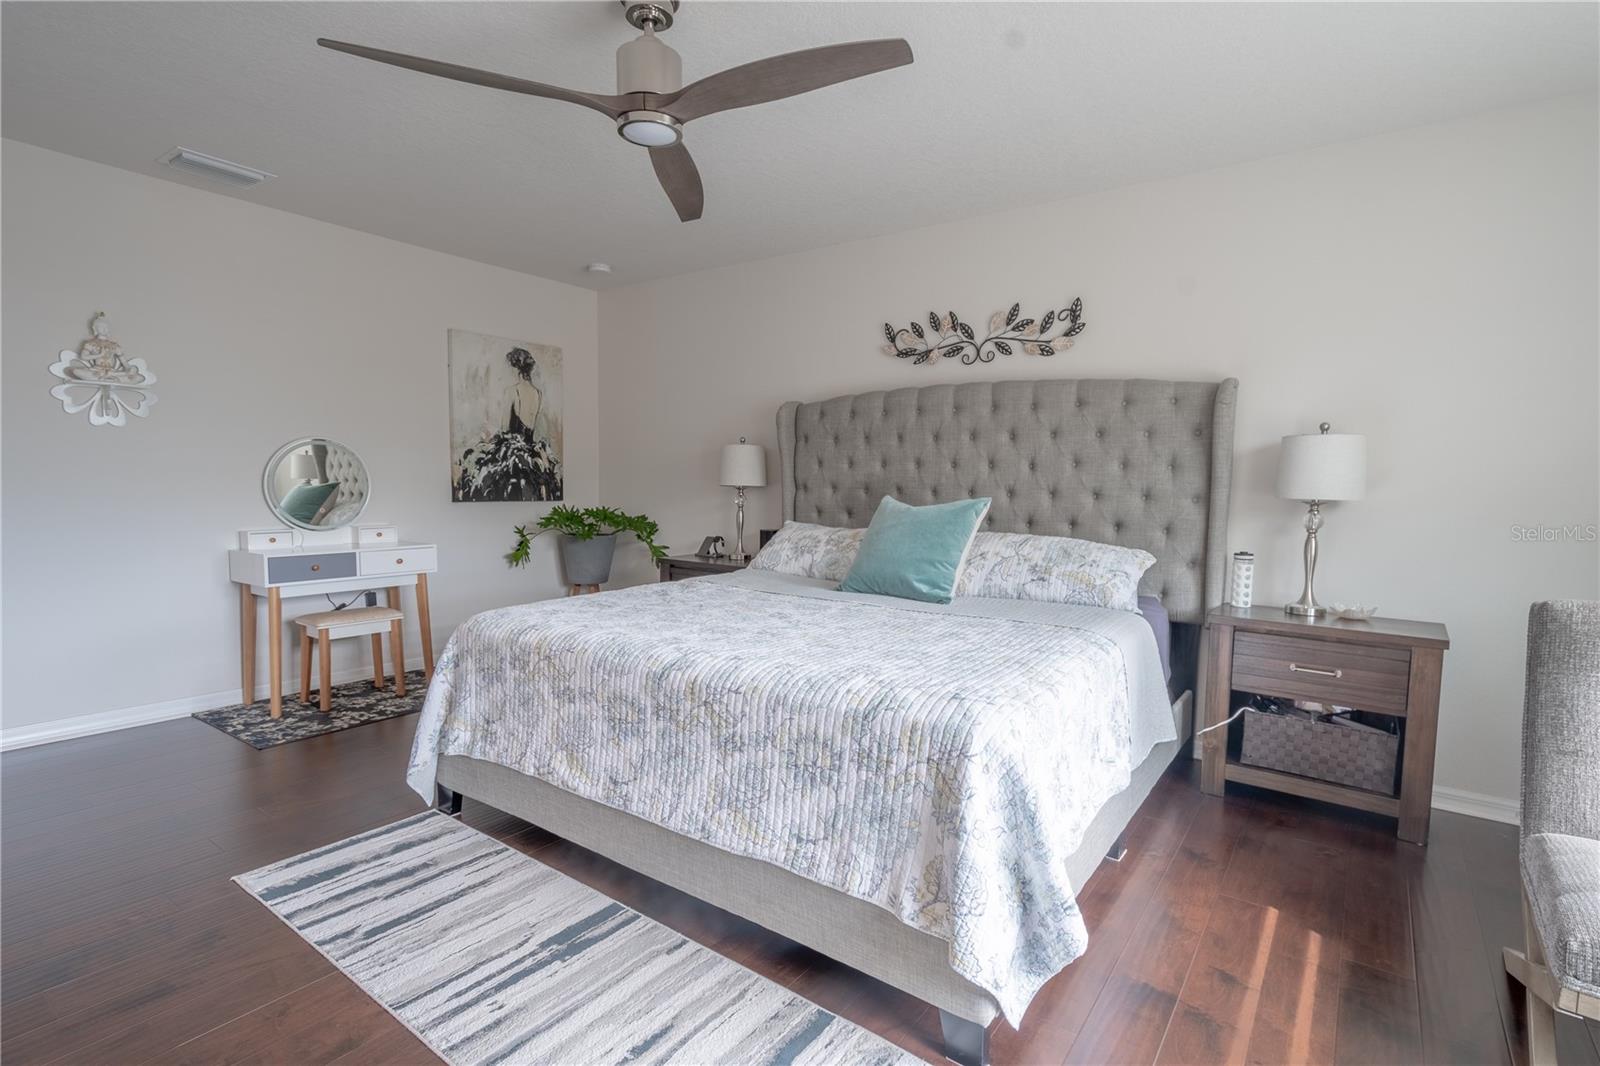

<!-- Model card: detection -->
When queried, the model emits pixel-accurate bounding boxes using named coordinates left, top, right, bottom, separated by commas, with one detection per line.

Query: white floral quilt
left=407, top=570, right=1174, bottom=1024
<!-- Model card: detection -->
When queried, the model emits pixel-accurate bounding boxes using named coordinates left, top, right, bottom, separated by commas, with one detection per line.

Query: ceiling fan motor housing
left=616, top=31, right=681, bottom=95
left=616, top=30, right=684, bottom=145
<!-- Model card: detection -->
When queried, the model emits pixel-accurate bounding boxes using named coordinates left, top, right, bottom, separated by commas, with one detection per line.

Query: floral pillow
left=953, top=531, right=1156, bottom=612
left=748, top=521, right=866, bottom=583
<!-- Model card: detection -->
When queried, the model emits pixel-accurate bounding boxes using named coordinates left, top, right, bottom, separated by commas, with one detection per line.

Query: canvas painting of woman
left=448, top=329, right=564, bottom=502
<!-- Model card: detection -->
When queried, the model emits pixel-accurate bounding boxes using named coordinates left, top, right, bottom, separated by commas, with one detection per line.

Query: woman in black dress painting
left=503, top=347, right=543, bottom=450
left=453, top=346, right=563, bottom=502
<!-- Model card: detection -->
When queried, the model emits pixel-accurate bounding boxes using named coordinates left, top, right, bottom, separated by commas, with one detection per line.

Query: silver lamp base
left=732, top=485, right=748, bottom=560
left=1285, top=500, right=1327, bottom=618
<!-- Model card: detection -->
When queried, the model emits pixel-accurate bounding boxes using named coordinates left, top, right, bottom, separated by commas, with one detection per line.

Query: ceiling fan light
left=616, top=110, right=682, bottom=147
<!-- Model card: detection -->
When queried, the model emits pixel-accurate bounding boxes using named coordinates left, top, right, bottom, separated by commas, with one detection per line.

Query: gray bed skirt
left=435, top=690, right=1192, bottom=1030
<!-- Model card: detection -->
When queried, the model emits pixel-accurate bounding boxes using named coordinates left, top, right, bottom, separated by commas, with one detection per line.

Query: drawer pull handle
left=395, top=558, right=404, bottom=565
left=375, top=532, right=384, bottom=538
left=1289, top=662, right=1342, bottom=678
left=267, top=537, right=277, bottom=544
left=309, top=564, right=320, bottom=572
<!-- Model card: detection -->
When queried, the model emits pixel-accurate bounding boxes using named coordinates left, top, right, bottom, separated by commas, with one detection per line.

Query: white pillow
left=954, top=531, right=1156, bottom=612
left=748, top=521, right=865, bottom=582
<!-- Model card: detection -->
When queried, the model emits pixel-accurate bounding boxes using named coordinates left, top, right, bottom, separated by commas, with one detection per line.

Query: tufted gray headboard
left=778, top=378, right=1237, bottom=624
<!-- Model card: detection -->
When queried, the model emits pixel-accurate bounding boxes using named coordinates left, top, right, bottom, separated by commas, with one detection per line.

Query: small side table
left=1198, top=605, right=1450, bottom=843
left=658, top=554, right=750, bottom=582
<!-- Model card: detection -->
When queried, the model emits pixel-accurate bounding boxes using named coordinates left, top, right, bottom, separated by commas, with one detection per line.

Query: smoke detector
left=159, top=147, right=275, bottom=189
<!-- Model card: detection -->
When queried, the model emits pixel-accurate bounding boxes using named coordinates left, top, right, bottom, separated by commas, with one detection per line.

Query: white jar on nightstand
left=1230, top=551, right=1255, bottom=608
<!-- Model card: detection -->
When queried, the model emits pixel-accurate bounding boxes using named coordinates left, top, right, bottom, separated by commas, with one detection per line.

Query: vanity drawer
left=241, top=529, right=295, bottom=551
left=359, top=547, right=437, bottom=576
left=357, top=525, right=398, bottom=547
left=1232, top=631, right=1411, bottom=714
left=266, top=552, right=358, bottom=584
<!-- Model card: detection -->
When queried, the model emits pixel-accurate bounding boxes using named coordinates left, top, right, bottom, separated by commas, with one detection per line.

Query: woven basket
left=1239, top=708, right=1398, bottom=794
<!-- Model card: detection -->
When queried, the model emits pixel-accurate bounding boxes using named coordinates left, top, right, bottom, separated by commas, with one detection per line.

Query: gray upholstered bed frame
left=436, top=377, right=1237, bottom=1065
left=778, top=378, right=1236, bottom=625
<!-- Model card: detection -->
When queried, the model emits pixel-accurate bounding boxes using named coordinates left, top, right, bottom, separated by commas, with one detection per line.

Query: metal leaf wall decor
left=881, top=298, right=1086, bottom=366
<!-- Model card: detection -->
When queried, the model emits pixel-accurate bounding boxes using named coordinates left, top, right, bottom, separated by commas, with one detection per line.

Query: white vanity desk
left=228, top=525, right=438, bottom=718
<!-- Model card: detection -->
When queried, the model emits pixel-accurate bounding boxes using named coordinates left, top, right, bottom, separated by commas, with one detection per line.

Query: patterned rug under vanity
left=236, top=812, right=915, bottom=1066
left=193, top=671, right=426, bottom=748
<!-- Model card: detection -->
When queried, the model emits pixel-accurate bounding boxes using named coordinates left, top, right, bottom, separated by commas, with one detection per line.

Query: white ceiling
left=4, top=2, right=1595, bottom=289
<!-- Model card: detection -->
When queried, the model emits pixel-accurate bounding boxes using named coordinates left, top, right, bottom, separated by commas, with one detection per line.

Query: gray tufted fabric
left=322, top=444, right=369, bottom=510
left=1519, top=600, right=1600, bottom=843
left=777, top=378, right=1237, bottom=624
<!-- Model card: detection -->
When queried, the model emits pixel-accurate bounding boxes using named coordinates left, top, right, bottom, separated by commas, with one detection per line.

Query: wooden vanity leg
left=300, top=630, right=313, bottom=703
left=267, top=587, right=283, bottom=719
left=416, top=573, right=435, bottom=681
left=318, top=629, right=333, bottom=713
left=387, top=588, right=406, bottom=697
left=371, top=634, right=385, bottom=690
left=239, top=584, right=256, bottom=706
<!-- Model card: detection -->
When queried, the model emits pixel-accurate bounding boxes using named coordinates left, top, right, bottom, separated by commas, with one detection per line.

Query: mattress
left=1138, top=594, right=1173, bottom=681
left=408, top=569, right=1174, bottom=1024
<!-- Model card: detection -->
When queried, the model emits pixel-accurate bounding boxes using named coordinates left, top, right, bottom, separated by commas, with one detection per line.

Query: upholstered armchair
left=1503, top=600, right=1600, bottom=1064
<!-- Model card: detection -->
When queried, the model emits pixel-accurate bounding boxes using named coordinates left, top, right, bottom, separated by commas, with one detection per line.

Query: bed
left=415, top=378, right=1237, bottom=1064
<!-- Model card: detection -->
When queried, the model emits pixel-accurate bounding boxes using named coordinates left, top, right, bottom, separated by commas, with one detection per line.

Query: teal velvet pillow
left=278, top=481, right=339, bottom=525
left=839, top=496, right=992, bottom=604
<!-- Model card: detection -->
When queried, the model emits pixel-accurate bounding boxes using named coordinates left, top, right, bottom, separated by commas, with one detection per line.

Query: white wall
left=598, top=95, right=1600, bottom=814
left=1, top=140, right=602, bottom=737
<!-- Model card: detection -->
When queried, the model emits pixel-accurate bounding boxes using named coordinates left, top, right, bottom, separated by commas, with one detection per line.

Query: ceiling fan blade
left=650, top=142, right=704, bottom=222
left=659, top=39, right=912, bottom=124
left=317, top=39, right=630, bottom=119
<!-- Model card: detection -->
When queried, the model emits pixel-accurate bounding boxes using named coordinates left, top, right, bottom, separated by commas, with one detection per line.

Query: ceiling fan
left=318, top=2, right=913, bottom=223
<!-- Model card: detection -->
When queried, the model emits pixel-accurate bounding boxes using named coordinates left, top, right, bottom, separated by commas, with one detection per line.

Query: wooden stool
left=293, top=606, right=406, bottom=714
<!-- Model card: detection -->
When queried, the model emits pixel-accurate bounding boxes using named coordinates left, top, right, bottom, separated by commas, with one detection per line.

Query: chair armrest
left=1520, top=600, right=1600, bottom=840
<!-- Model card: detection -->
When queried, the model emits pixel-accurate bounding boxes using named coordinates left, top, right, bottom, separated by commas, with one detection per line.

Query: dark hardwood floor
left=3, top=713, right=1597, bottom=1065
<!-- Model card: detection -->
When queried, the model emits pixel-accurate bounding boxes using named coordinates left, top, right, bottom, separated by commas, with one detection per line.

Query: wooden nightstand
left=1198, top=605, right=1450, bottom=844
left=657, top=554, right=751, bottom=582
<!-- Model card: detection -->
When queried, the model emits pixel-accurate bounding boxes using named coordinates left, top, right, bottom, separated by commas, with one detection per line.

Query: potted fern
left=508, top=505, right=666, bottom=587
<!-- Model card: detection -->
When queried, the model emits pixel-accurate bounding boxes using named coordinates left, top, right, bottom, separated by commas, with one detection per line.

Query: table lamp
left=720, top=437, right=766, bottom=561
left=1275, top=422, right=1366, bottom=617
left=289, top=452, right=318, bottom=485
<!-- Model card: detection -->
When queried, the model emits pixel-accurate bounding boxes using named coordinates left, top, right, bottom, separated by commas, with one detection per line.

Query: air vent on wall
left=159, top=147, right=275, bottom=189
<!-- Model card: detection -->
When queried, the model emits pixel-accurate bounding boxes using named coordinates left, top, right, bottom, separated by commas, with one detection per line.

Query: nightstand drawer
left=1232, top=631, right=1411, bottom=714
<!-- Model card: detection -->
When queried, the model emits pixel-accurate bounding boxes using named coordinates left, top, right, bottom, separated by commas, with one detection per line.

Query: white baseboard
left=0, top=655, right=429, bottom=752
left=1432, top=785, right=1520, bottom=826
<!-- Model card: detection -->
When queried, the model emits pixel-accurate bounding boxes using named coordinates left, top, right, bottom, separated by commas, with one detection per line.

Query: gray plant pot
left=559, top=533, right=618, bottom=586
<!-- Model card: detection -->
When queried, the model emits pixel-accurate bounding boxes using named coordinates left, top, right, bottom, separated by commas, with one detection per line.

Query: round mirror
left=262, top=438, right=370, bottom=531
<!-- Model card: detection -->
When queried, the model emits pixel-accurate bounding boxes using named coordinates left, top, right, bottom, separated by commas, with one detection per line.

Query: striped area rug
left=235, top=811, right=920, bottom=1066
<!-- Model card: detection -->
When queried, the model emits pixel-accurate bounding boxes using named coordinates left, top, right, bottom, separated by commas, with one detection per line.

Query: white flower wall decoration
left=49, top=312, right=158, bottom=426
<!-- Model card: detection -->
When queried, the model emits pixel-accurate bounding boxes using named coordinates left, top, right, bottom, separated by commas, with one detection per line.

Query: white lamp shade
left=719, top=443, right=766, bottom=488
left=1276, top=431, right=1366, bottom=502
left=289, top=452, right=318, bottom=481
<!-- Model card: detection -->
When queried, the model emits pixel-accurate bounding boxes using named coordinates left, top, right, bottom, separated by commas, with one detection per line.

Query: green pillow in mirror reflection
left=278, top=481, right=340, bottom=525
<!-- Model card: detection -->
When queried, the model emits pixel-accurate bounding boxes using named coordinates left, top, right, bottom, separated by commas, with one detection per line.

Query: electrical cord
left=1195, top=704, right=1249, bottom=737
left=324, top=590, right=378, bottom=611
